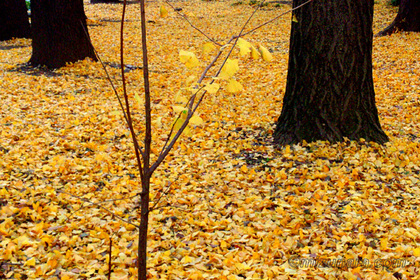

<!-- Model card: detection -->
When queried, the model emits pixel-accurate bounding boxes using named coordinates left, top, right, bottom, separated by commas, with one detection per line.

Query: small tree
left=377, top=0, right=420, bottom=36
left=61, top=0, right=312, bottom=279
left=0, top=0, right=31, bottom=41
left=274, top=0, right=389, bottom=145
left=30, top=0, right=97, bottom=68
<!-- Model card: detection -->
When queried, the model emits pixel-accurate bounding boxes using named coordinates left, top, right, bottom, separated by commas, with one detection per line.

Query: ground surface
left=1, top=0, right=420, bottom=279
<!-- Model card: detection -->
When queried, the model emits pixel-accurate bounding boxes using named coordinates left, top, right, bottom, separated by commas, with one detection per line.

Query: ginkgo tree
left=67, top=0, right=311, bottom=279
left=274, top=0, right=389, bottom=145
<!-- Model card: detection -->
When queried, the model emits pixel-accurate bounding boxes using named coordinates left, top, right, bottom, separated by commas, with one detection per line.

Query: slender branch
left=157, top=85, right=205, bottom=160
left=58, top=190, right=140, bottom=228
left=149, top=2, right=267, bottom=176
left=149, top=180, right=173, bottom=211
left=215, top=0, right=267, bottom=78
left=157, top=113, right=182, bottom=158
left=240, top=0, right=313, bottom=37
left=80, top=21, right=146, bottom=167
left=163, top=0, right=222, bottom=46
left=138, top=0, right=152, bottom=277
left=108, top=238, right=112, bottom=280
left=197, top=49, right=224, bottom=84
left=121, top=2, right=146, bottom=182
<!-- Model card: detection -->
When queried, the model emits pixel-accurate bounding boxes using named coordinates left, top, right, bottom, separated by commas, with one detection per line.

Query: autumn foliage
left=1, top=0, right=420, bottom=279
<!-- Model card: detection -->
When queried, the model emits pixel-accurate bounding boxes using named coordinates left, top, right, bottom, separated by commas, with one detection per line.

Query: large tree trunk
left=30, top=0, right=97, bottom=68
left=0, top=0, right=31, bottom=41
left=273, top=0, right=389, bottom=146
left=377, top=0, right=420, bottom=36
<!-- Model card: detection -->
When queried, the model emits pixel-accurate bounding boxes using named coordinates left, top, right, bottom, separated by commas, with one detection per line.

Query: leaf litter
left=0, top=0, right=420, bottom=279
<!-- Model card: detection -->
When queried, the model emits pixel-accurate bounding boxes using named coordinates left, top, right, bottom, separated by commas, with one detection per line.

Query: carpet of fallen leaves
left=1, top=0, right=420, bottom=279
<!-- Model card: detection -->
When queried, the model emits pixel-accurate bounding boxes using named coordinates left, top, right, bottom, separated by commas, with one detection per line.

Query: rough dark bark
left=0, top=0, right=31, bottom=41
left=274, top=0, right=389, bottom=146
left=377, top=0, right=420, bottom=36
left=30, top=0, right=97, bottom=68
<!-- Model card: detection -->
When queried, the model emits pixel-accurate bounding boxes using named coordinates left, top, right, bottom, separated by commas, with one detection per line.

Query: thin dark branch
left=197, top=49, right=224, bottom=84
left=108, top=238, right=112, bottom=280
left=163, top=0, right=222, bottom=46
left=80, top=21, right=146, bottom=167
left=215, top=0, right=267, bottom=77
left=150, top=176, right=179, bottom=211
left=157, top=85, right=205, bottom=160
left=240, top=0, right=313, bottom=37
left=157, top=113, right=182, bottom=158
left=149, top=3, right=267, bottom=175
left=120, top=2, right=146, bottom=182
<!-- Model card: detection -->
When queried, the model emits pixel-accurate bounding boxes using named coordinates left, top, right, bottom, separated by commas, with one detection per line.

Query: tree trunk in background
left=274, top=0, right=389, bottom=146
left=0, top=0, right=31, bottom=41
left=377, top=0, right=420, bottom=36
left=30, top=0, right=97, bottom=68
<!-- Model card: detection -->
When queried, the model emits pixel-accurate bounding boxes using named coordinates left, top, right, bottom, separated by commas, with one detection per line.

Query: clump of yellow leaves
left=179, top=50, right=199, bottom=68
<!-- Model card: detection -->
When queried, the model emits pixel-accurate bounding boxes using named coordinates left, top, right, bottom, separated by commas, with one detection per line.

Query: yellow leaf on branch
left=179, top=50, right=199, bottom=68
left=258, top=44, right=273, bottom=62
left=251, top=45, right=260, bottom=59
left=237, top=38, right=252, bottom=56
left=220, top=59, right=239, bottom=79
left=204, top=83, right=220, bottom=94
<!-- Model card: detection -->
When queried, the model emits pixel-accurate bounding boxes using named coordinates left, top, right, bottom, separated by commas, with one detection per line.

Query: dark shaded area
left=274, top=0, right=388, bottom=146
left=9, top=63, right=64, bottom=77
left=0, top=0, right=31, bottom=41
left=30, top=0, right=97, bottom=68
left=0, top=44, right=28, bottom=51
left=377, top=0, right=420, bottom=36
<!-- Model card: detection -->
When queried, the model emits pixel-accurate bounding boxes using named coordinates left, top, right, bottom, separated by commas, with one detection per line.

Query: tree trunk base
left=376, top=0, right=420, bottom=36
left=274, top=0, right=389, bottom=147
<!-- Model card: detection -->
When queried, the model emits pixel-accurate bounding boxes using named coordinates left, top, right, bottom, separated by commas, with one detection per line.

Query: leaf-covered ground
left=1, top=0, right=420, bottom=279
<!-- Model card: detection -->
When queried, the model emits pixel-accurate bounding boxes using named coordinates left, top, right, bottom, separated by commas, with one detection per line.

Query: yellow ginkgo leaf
left=160, top=6, right=168, bottom=18
left=220, top=59, right=239, bottom=79
left=202, top=42, right=215, bottom=54
left=152, top=116, right=162, bottom=128
left=292, top=14, right=298, bottom=23
left=171, top=110, right=191, bottom=139
left=190, top=115, right=204, bottom=125
left=174, top=91, right=189, bottom=104
left=134, top=92, right=143, bottom=107
left=25, top=258, right=36, bottom=267
left=258, top=45, right=273, bottom=62
left=237, top=38, right=252, bottom=56
left=204, top=83, right=220, bottom=94
left=414, top=247, right=420, bottom=257
left=179, top=50, right=199, bottom=68
left=226, top=79, right=243, bottom=93
left=172, top=105, right=187, bottom=113
left=250, top=45, right=260, bottom=59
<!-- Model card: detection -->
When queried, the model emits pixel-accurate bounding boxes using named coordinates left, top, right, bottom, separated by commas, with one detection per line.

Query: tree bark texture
left=30, top=0, right=97, bottom=68
left=274, top=0, right=389, bottom=146
left=0, top=0, right=31, bottom=41
left=377, top=0, right=420, bottom=36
